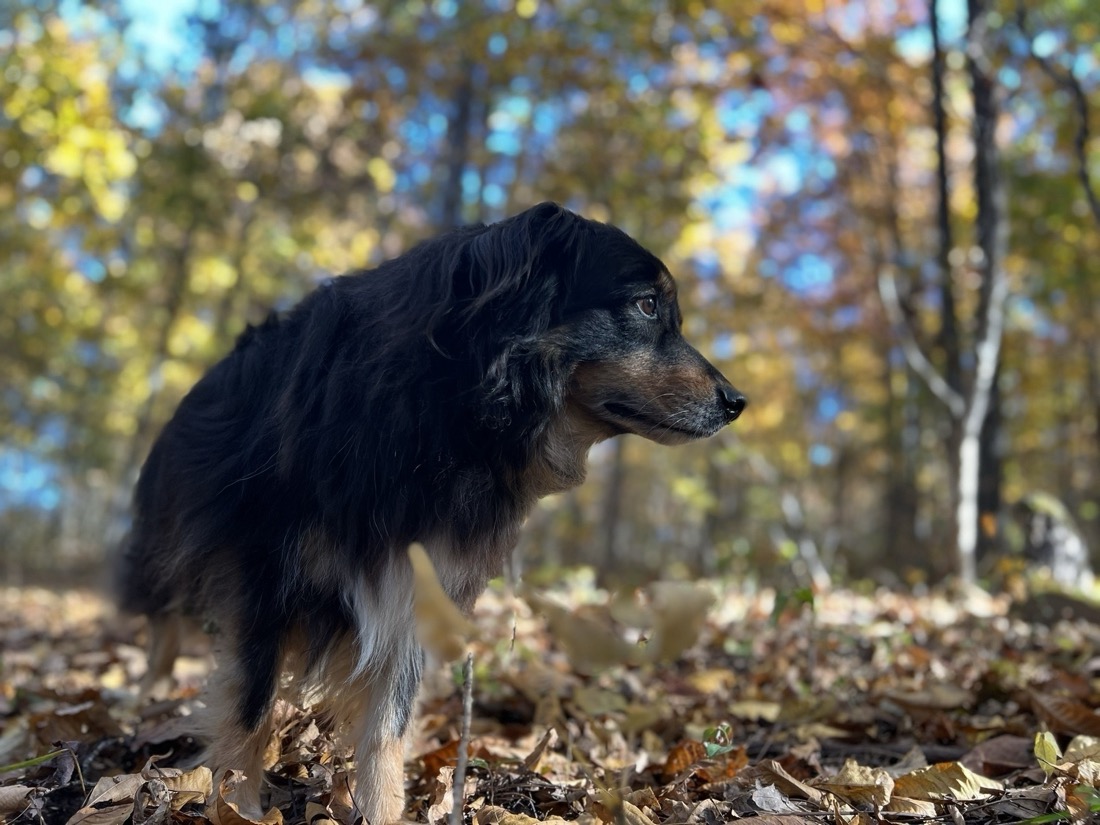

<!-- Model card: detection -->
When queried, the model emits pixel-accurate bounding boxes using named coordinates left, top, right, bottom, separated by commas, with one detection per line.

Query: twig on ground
left=450, top=652, right=474, bottom=825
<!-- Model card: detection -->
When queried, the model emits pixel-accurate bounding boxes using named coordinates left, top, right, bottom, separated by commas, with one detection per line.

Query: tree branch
left=1016, top=3, right=1100, bottom=229
left=877, top=263, right=966, bottom=419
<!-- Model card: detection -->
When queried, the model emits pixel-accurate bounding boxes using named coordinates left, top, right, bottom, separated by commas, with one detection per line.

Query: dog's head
left=455, top=203, right=745, bottom=448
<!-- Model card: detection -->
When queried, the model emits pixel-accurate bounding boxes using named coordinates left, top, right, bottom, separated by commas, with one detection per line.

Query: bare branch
left=1016, top=3, right=1100, bottom=229
left=877, top=265, right=966, bottom=419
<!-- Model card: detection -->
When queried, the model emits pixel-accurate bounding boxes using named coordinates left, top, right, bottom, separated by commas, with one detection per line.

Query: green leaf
left=1034, top=731, right=1062, bottom=778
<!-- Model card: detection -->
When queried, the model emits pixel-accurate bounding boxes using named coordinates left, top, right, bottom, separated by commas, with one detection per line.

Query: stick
left=450, top=652, right=474, bottom=825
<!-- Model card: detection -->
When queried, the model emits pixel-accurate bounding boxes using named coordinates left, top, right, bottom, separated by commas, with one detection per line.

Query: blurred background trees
left=1, top=0, right=1097, bottom=589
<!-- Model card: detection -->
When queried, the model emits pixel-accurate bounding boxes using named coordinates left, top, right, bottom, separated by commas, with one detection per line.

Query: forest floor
left=1, top=575, right=1099, bottom=824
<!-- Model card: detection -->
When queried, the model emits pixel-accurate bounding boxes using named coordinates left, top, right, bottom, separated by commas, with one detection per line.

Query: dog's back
left=118, top=204, right=745, bottom=823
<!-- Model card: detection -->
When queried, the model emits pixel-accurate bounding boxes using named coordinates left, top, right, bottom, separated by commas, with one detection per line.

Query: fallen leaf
left=476, top=806, right=571, bottom=824
left=0, top=785, right=38, bottom=817
left=750, top=782, right=802, bottom=814
left=883, top=796, right=938, bottom=816
left=524, top=590, right=637, bottom=674
left=685, top=668, right=736, bottom=694
left=426, top=765, right=455, bottom=825
left=985, top=786, right=1059, bottom=819
left=885, top=683, right=973, bottom=711
left=728, top=700, right=781, bottom=722
left=752, top=761, right=824, bottom=803
left=1035, top=731, right=1062, bottom=778
left=883, top=746, right=928, bottom=778
left=210, top=770, right=283, bottom=825
left=661, top=740, right=706, bottom=780
left=960, top=734, right=1032, bottom=777
left=593, top=791, right=655, bottom=825
left=892, top=762, right=1002, bottom=802
left=409, top=543, right=474, bottom=662
left=1029, top=690, right=1100, bottom=736
left=814, top=758, right=894, bottom=807
left=521, top=727, right=558, bottom=772
left=1066, top=735, right=1100, bottom=763
left=644, top=582, right=714, bottom=663
left=157, top=764, right=214, bottom=799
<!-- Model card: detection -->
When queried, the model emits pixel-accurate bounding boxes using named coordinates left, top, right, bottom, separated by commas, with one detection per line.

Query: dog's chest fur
left=306, top=404, right=607, bottom=682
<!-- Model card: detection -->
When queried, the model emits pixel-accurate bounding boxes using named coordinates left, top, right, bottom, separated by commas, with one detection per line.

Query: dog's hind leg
left=138, top=612, right=182, bottom=700
left=202, top=620, right=285, bottom=819
left=340, top=643, right=423, bottom=825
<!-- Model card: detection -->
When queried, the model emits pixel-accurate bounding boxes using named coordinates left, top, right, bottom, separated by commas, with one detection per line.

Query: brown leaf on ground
left=1029, top=689, right=1100, bottom=737
left=749, top=760, right=825, bottom=804
left=475, top=806, right=570, bottom=824
left=210, top=770, right=283, bottom=825
left=523, top=590, right=639, bottom=674
left=409, top=543, right=475, bottom=662
left=644, top=582, right=715, bottom=663
left=960, top=734, right=1034, bottom=776
left=660, top=740, right=707, bottom=781
left=813, top=758, right=894, bottom=807
left=0, top=584, right=1090, bottom=825
left=891, top=761, right=1002, bottom=801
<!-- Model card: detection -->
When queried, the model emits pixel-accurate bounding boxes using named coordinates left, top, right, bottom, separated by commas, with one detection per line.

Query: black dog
left=118, top=203, right=745, bottom=822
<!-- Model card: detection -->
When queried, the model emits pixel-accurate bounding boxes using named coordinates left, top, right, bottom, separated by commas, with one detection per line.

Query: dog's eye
left=635, top=296, right=658, bottom=318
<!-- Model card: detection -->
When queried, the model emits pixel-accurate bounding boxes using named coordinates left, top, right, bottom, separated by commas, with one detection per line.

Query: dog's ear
left=453, top=202, right=585, bottom=438
left=462, top=201, right=579, bottom=328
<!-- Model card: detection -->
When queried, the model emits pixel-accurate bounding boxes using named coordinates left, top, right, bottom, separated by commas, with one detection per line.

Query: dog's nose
left=718, top=385, right=747, bottom=422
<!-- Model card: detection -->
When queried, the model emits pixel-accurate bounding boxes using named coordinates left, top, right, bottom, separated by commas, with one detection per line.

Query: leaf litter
left=1, top=578, right=1099, bottom=824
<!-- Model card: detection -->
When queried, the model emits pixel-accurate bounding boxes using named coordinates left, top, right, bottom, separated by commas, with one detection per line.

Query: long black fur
left=118, top=203, right=744, bottom=804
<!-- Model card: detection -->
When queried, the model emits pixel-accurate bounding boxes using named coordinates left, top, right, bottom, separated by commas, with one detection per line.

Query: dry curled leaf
left=644, top=582, right=714, bottom=663
left=594, top=790, right=656, bottom=825
left=1029, top=690, right=1100, bottom=737
left=661, top=739, right=707, bottom=780
left=752, top=760, right=825, bottom=804
left=1066, top=736, right=1100, bottom=763
left=892, top=762, right=1002, bottom=802
left=475, top=806, right=570, bottom=824
left=211, top=770, right=283, bottom=825
left=814, top=758, right=894, bottom=807
left=523, top=590, right=638, bottom=674
left=409, top=543, right=475, bottom=662
left=66, top=774, right=146, bottom=825
left=0, top=785, right=40, bottom=818
left=960, top=734, right=1033, bottom=777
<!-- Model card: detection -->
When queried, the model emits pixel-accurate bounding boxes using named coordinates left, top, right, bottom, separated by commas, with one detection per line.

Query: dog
left=117, top=202, right=745, bottom=823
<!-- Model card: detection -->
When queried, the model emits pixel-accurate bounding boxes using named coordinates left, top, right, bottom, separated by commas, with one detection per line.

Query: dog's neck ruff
left=520, top=404, right=613, bottom=500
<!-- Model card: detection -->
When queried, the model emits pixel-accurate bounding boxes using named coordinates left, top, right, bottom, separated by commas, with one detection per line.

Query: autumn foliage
left=2, top=579, right=1100, bottom=823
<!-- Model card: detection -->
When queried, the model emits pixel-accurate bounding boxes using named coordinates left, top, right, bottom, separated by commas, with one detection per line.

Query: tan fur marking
left=201, top=662, right=274, bottom=820
left=520, top=401, right=614, bottom=499
left=139, top=612, right=182, bottom=700
left=297, top=524, right=342, bottom=591
left=351, top=736, right=406, bottom=825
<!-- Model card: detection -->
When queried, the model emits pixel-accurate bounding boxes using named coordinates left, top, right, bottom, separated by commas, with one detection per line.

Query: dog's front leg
left=348, top=642, right=423, bottom=824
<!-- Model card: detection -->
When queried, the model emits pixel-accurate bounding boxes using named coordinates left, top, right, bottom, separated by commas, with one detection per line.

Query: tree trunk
left=930, top=0, right=964, bottom=567
left=930, top=0, right=962, bottom=398
left=956, top=0, right=1009, bottom=583
left=439, top=61, right=476, bottom=231
left=977, top=368, right=1003, bottom=562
